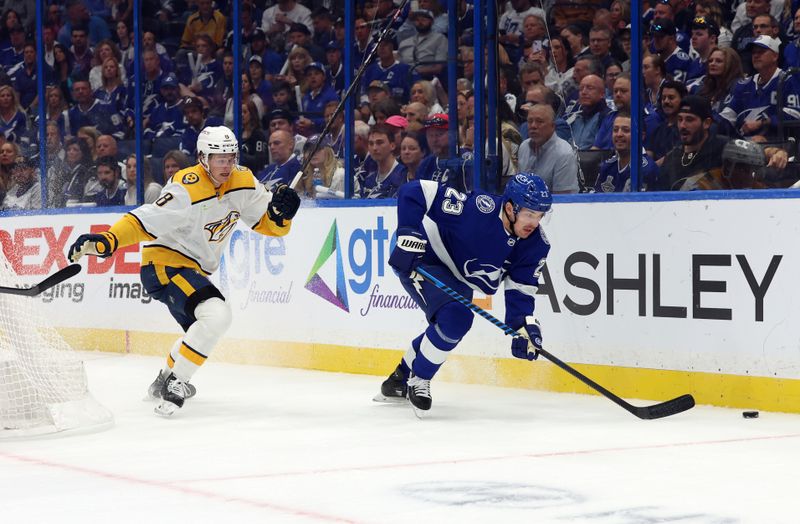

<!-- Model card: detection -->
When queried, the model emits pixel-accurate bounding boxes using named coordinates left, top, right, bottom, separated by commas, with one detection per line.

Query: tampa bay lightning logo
left=475, top=194, right=496, bottom=214
left=463, top=259, right=502, bottom=290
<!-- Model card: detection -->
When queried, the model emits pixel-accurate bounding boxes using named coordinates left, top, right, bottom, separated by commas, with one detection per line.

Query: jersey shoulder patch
left=174, top=165, right=216, bottom=203
left=475, top=194, right=496, bottom=214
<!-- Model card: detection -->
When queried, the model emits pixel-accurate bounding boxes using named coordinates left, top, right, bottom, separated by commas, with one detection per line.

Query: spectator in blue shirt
left=258, top=129, right=302, bottom=189
left=297, top=62, right=338, bottom=135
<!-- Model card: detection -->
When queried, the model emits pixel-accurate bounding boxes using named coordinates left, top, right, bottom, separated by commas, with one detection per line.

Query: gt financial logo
left=305, top=217, right=396, bottom=312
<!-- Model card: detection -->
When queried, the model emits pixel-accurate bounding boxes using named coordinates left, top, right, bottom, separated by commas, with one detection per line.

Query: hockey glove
left=389, top=228, right=427, bottom=275
left=68, top=232, right=118, bottom=263
left=511, top=316, right=542, bottom=361
left=268, top=183, right=301, bottom=226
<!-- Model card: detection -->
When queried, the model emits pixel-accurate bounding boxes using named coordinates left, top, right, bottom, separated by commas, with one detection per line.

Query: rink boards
left=2, top=197, right=800, bottom=412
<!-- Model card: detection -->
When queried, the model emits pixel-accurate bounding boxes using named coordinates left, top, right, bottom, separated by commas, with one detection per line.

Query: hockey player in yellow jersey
left=67, top=126, right=301, bottom=416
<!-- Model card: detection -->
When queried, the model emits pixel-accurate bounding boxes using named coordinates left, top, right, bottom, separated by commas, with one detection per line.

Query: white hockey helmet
left=196, top=125, right=239, bottom=171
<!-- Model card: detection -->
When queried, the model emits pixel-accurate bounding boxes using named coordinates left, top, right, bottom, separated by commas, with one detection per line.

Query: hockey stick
left=414, top=266, right=695, bottom=420
left=0, top=264, right=82, bottom=297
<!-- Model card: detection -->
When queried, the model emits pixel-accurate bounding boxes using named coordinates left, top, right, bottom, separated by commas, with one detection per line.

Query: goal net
left=0, top=254, right=113, bottom=438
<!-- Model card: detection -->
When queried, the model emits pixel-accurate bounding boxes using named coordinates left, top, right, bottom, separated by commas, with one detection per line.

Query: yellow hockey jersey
left=108, top=163, right=291, bottom=274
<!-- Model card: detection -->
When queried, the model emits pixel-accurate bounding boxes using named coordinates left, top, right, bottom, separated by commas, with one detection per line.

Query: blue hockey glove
left=389, top=228, right=427, bottom=275
left=511, top=316, right=542, bottom=360
left=68, top=232, right=118, bottom=263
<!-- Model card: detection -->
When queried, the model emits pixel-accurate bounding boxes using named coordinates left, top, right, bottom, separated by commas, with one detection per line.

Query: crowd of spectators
left=2, top=0, right=800, bottom=212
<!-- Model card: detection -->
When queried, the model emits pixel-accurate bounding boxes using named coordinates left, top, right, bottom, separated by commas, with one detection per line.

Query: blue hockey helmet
left=503, top=173, right=552, bottom=215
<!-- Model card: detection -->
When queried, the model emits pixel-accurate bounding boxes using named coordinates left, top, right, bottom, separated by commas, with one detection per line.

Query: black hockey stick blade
left=0, top=264, right=82, bottom=297
left=538, top=348, right=695, bottom=420
left=414, top=267, right=696, bottom=420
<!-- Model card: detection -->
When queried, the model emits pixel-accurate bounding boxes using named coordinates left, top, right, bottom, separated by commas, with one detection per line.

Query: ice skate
left=373, top=365, right=408, bottom=403
left=146, top=369, right=196, bottom=401
left=407, top=374, right=432, bottom=418
left=154, top=373, right=187, bottom=416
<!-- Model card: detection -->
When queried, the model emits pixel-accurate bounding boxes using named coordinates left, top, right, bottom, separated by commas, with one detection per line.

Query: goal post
left=0, top=255, right=113, bottom=438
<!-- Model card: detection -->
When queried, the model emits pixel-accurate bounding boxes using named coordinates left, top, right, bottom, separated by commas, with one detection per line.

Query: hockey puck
left=742, top=411, right=759, bottom=419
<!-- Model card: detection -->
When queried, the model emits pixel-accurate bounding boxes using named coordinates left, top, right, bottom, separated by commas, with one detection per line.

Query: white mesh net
left=0, top=255, right=113, bottom=438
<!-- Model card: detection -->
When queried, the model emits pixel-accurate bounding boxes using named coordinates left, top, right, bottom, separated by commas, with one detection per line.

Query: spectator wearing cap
left=686, top=16, right=720, bottom=83
left=143, top=73, right=186, bottom=143
left=658, top=95, right=729, bottom=191
left=356, top=123, right=408, bottom=199
left=180, top=96, right=222, bottom=158
left=262, top=0, right=312, bottom=37
left=258, top=129, right=302, bottom=189
left=311, top=8, right=335, bottom=49
left=731, top=0, right=772, bottom=76
left=94, top=155, right=126, bottom=207
left=650, top=18, right=692, bottom=83
left=180, top=0, right=226, bottom=49
left=417, top=0, right=448, bottom=35
left=721, top=35, right=800, bottom=140
left=398, top=9, right=447, bottom=80
left=9, top=42, right=55, bottom=111
left=246, top=55, right=272, bottom=107
left=1, top=156, right=40, bottom=210
left=385, top=115, right=409, bottom=150
left=240, top=99, right=269, bottom=174
left=288, top=22, right=325, bottom=63
left=64, top=79, right=125, bottom=140
left=415, top=113, right=474, bottom=192
left=324, top=41, right=345, bottom=95
left=268, top=108, right=306, bottom=161
left=362, top=38, right=412, bottom=103
left=298, top=61, right=338, bottom=135
left=518, top=104, right=579, bottom=194
left=565, top=74, right=610, bottom=149
left=649, top=0, right=690, bottom=52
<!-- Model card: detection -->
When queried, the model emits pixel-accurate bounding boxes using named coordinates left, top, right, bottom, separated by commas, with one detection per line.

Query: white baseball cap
left=749, top=35, right=781, bottom=54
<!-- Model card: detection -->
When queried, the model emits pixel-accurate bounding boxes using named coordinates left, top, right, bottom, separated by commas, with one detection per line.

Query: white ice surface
left=1, top=352, right=799, bottom=524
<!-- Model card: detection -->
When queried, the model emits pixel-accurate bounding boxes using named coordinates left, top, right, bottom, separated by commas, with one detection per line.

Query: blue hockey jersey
left=719, top=69, right=800, bottom=138
left=397, top=180, right=550, bottom=329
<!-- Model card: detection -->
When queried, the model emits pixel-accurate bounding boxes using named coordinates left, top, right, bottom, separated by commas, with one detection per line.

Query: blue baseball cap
left=304, top=61, right=326, bottom=74
left=161, top=73, right=178, bottom=87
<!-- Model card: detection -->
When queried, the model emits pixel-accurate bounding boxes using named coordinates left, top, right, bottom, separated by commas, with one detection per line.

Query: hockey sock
left=400, top=333, right=423, bottom=377
left=412, top=302, right=472, bottom=380
left=168, top=298, right=232, bottom=381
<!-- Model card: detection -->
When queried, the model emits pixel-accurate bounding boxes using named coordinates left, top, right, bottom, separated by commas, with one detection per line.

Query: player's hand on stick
left=511, top=316, right=542, bottom=360
left=389, top=228, right=427, bottom=275
left=268, top=182, right=301, bottom=225
left=68, top=232, right=118, bottom=262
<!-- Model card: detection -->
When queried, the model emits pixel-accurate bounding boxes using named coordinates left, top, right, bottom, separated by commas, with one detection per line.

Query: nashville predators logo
left=204, top=211, right=241, bottom=242
left=182, top=172, right=200, bottom=184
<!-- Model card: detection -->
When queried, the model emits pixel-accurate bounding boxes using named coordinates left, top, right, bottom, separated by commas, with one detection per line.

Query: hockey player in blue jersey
left=376, top=173, right=552, bottom=414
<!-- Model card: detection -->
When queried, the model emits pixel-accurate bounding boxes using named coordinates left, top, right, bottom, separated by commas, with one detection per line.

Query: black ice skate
left=154, top=373, right=187, bottom=416
left=147, top=369, right=196, bottom=400
left=407, top=374, right=432, bottom=417
left=372, top=365, right=408, bottom=403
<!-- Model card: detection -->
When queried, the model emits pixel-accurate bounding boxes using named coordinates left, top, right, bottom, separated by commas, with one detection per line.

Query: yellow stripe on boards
left=56, top=327, right=800, bottom=414
left=171, top=274, right=196, bottom=296
left=179, top=343, right=206, bottom=366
